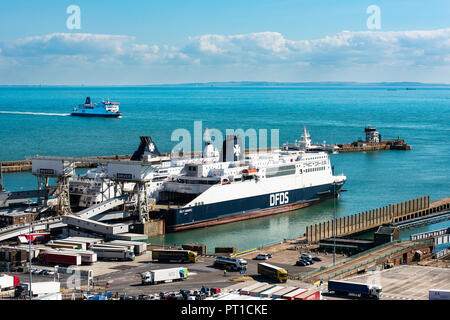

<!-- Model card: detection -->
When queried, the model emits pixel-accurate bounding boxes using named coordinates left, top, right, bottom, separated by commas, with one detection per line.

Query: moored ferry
left=157, top=129, right=347, bottom=232
left=71, top=97, right=122, bottom=118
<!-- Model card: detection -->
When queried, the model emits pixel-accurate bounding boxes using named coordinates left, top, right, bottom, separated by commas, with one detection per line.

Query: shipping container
left=271, top=286, right=298, bottom=299
left=249, top=284, right=274, bottom=297
left=282, top=288, right=308, bottom=300
left=294, top=289, right=322, bottom=300
left=240, top=282, right=269, bottom=295
left=259, top=285, right=284, bottom=298
left=40, top=252, right=81, bottom=266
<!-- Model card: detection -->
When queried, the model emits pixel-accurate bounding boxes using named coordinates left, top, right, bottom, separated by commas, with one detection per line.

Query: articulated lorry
left=90, top=245, right=135, bottom=261
left=257, top=262, right=288, bottom=283
left=141, top=267, right=188, bottom=285
left=213, top=256, right=247, bottom=271
left=328, top=280, right=382, bottom=299
left=152, top=249, right=198, bottom=263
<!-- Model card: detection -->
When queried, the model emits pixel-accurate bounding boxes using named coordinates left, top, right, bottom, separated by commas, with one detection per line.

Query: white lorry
left=0, top=274, right=19, bottom=291
left=90, top=245, right=135, bottom=261
left=22, top=281, right=60, bottom=297
left=141, top=267, right=188, bottom=285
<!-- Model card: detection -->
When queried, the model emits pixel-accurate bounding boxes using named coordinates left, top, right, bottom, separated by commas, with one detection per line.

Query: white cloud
left=185, top=29, right=450, bottom=67
left=1, top=29, right=449, bottom=83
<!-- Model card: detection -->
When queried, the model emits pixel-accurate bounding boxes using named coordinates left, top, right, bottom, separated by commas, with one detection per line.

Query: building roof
left=375, top=226, right=397, bottom=235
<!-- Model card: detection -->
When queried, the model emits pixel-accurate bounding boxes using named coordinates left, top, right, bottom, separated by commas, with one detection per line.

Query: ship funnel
left=85, top=96, right=91, bottom=105
left=221, top=135, right=244, bottom=162
left=131, top=136, right=161, bottom=161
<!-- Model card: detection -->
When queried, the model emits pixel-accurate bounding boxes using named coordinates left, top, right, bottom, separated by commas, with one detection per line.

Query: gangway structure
left=31, top=158, right=75, bottom=216
left=76, top=196, right=128, bottom=219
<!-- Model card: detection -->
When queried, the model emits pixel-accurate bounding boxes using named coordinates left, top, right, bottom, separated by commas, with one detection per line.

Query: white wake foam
left=0, top=111, right=71, bottom=116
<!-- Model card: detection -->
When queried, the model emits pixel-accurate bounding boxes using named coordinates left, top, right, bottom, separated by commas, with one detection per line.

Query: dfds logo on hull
left=270, top=192, right=289, bottom=206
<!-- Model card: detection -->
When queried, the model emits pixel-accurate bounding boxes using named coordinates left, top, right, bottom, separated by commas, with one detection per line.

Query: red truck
left=39, top=252, right=81, bottom=266
left=19, top=233, right=51, bottom=244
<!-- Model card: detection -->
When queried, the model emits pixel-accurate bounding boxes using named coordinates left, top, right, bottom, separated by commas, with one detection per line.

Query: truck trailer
left=328, top=280, right=382, bottom=299
left=22, top=281, right=60, bottom=297
left=39, top=252, right=82, bottom=266
left=109, top=240, right=147, bottom=255
left=257, top=262, right=288, bottom=283
left=90, top=246, right=135, bottom=261
left=46, top=249, right=97, bottom=264
left=152, top=249, right=198, bottom=263
left=141, top=267, right=188, bottom=285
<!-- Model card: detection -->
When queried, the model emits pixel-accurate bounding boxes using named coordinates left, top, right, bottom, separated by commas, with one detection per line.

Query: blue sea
left=1, top=86, right=449, bottom=253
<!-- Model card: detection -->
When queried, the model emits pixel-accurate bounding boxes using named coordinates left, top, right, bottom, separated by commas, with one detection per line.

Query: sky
left=0, top=0, right=449, bottom=85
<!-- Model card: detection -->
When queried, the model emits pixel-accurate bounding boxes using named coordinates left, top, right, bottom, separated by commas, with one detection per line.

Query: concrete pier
left=305, top=196, right=450, bottom=244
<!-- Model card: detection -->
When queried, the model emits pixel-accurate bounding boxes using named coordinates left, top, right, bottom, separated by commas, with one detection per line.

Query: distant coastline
left=1, top=81, right=450, bottom=88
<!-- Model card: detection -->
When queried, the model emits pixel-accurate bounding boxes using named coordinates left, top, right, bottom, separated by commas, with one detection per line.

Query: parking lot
left=335, top=265, right=450, bottom=300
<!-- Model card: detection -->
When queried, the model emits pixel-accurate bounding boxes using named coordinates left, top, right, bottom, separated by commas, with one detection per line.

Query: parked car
left=299, top=258, right=311, bottom=265
left=180, top=289, right=191, bottom=298
left=201, top=286, right=211, bottom=296
left=210, top=288, right=221, bottom=294
left=295, top=260, right=307, bottom=266
left=159, top=291, right=170, bottom=300
left=301, top=253, right=312, bottom=260
left=138, top=294, right=149, bottom=300
left=168, top=293, right=184, bottom=300
left=255, top=253, right=272, bottom=260
left=312, top=256, right=322, bottom=262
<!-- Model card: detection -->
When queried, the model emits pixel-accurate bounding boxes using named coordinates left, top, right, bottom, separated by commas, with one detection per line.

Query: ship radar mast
left=300, top=126, right=312, bottom=150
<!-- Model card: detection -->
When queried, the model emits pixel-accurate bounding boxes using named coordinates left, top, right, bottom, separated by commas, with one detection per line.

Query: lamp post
left=333, top=181, right=336, bottom=266
left=27, top=200, right=32, bottom=300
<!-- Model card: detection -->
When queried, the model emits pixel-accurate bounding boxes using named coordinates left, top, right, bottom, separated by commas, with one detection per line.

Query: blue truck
left=328, top=280, right=382, bottom=299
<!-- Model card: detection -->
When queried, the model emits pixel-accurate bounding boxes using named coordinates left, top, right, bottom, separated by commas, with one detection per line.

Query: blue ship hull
left=71, top=112, right=121, bottom=118
left=163, top=181, right=344, bottom=232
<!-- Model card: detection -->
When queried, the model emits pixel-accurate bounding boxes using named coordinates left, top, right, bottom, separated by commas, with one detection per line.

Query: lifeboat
left=241, top=169, right=258, bottom=175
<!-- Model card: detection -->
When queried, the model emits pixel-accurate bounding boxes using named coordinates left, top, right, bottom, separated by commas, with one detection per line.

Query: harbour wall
left=305, top=196, right=450, bottom=244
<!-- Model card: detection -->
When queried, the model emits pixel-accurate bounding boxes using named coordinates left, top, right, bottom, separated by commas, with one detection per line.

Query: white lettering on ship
left=270, top=192, right=289, bottom=206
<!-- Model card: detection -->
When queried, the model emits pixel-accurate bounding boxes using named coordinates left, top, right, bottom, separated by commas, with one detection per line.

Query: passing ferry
left=158, top=129, right=346, bottom=232
left=71, top=97, right=122, bottom=118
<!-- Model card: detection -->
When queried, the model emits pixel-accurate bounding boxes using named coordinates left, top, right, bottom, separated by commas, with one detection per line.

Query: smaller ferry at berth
left=71, top=97, right=122, bottom=118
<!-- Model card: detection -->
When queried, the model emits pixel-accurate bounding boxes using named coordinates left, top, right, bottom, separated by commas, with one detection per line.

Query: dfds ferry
left=158, top=130, right=346, bottom=232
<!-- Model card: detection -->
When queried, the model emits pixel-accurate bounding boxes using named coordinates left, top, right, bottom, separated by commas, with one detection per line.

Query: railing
left=298, top=239, right=432, bottom=282
left=315, top=240, right=432, bottom=282
left=436, top=248, right=449, bottom=259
